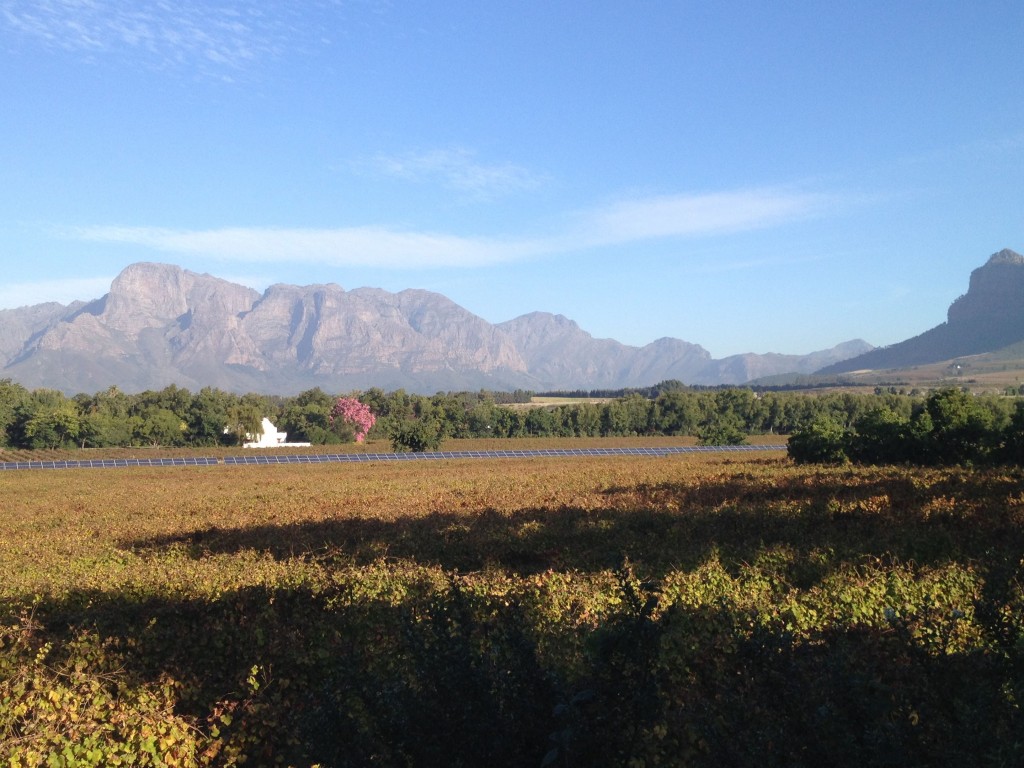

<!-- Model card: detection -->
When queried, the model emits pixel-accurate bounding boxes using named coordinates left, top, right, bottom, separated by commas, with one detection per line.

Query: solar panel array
left=0, top=456, right=222, bottom=471
left=1, top=444, right=786, bottom=472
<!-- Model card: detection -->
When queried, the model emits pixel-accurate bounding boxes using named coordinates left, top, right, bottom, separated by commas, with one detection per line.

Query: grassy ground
left=829, top=351, right=1024, bottom=391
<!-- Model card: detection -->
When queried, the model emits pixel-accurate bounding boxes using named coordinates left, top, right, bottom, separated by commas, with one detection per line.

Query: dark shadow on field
left=5, top=572, right=1022, bottom=768
left=9, top=468, right=1024, bottom=767
left=5, top=583, right=558, bottom=767
left=122, top=469, right=1024, bottom=584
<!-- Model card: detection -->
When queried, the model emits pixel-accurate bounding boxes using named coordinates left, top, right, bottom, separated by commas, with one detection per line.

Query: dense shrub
left=787, top=416, right=850, bottom=464
left=386, top=415, right=445, bottom=452
left=790, top=388, right=1022, bottom=467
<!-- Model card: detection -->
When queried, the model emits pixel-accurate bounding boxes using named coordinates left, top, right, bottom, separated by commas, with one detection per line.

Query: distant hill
left=0, top=262, right=871, bottom=394
left=757, top=338, right=1024, bottom=391
left=819, top=249, right=1024, bottom=376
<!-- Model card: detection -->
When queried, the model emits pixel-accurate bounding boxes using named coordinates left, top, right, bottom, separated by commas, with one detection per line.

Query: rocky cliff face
left=819, top=249, right=1024, bottom=375
left=0, top=262, right=870, bottom=393
left=237, top=284, right=528, bottom=377
left=946, top=249, right=1024, bottom=330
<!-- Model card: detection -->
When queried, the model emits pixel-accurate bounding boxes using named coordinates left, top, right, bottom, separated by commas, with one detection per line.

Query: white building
left=243, top=418, right=311, bottom=448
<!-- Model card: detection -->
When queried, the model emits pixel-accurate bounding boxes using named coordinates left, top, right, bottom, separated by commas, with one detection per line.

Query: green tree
left=693, top=390, right=749, bottom=446
left=431, top=393, right=471, bottom=439
left=491, top=407, right=527, bottom=438
left=923, top=388, right=995, bottom=465
left=133, top=385, right=193, bottom=424
left=715, top=389, right=759, bottom=432
left=279, top=397, right=333, bottom=443
left=79, top=409, right=134, bottom=448
left=17, top=392, right=82, bottom=449
left=695, top=416, right=747, bottom=446
left=386, top=415, right=445, bottom=452
left=601, top=394, right=652, bottom=436
left=787, top=417, right=849, bottom=464
left=567, top=402, right=603, bottom=436
left=0, top=379, right=30, bottom=447
left=846, top=407, right=915, bottom=464
left=524, top=406, right=558, bottom=436
left=187, top=387, right=233, bottom=446
left=467, top=401, right=502, bottom=437
left=653, top=390, right=701, bottom=435
left=777, top=394, right=823, bottom=433
left=225, top=400, right=264, bottom=446
left=1002, top=400, right=1024, bottom=465
left=380, top=389, right=416, bottom=421
left=136, top=408, right=186, bottom=446
left=76, top=386, right=134, bottom=447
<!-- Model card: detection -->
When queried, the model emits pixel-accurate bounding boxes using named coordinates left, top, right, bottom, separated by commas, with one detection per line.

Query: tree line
left=788, top=387, right=1024, bottom=466
left=1, top=377, right=1021, bottom=455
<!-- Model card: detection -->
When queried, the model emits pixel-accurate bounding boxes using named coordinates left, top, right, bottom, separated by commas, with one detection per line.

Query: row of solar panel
left=220, top=445, right=785, bottom=464
left=0, top=457, right=223, bottom=470
left=0, top=444, right=786, bottom=471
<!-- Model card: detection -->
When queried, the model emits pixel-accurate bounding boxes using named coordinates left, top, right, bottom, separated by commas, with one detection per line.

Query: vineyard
left=1, top=447, right=1022, bottom=766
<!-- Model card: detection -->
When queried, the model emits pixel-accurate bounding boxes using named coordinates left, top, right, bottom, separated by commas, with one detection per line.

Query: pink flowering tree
left=329, top=397, right=376, bottom=443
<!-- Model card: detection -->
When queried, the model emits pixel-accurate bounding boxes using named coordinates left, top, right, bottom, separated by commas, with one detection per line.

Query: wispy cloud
left=367, top=148, right=547, bottom=199
left=0, top=276, right=113, bottom=309
left=72, top=186, right=839, bottom=269
left=575, top=188, right=833, bottom=247
left=74, top=225, right=544, bottom=269
left=0, top=1, right=329, bottom=76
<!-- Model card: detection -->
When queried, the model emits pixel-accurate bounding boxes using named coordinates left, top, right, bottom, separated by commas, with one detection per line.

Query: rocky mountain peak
left=105, top=262, right=193, bottom=327
left=496, top=312, right=585, bottom=350
left=947, top=248, right=1024, bottom=326
left=102, top=263, right=259, bottom=337
left=985, top=248, right=1024, bottom=266
left=1, top=261, right=874, bottom=393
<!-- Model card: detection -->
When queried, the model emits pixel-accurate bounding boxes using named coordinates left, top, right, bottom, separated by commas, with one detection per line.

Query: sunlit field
left=2, top=447, right=1021, bottom=767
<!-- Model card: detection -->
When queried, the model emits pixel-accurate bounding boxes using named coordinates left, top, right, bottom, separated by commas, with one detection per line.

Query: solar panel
left=0, top=444, right=786, bottom=472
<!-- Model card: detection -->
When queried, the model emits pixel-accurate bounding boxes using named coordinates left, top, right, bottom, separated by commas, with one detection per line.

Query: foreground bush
left=790, top=388, right=1024, bottom=467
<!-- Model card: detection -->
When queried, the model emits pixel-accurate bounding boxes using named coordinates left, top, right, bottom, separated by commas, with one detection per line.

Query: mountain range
left=820, top=248, right=1024, bottom=376
left=0, top=262, right=872, bottom=394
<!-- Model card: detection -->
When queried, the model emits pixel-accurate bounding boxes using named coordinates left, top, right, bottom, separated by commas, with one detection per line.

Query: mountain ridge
left=818, top=248, right=1024, bottom=375
left=0, top=261, right=871, bottom=394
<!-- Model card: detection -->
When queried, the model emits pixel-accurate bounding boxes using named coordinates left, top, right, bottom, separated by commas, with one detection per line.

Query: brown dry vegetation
left=1, top=448, right=1022, bottom=767
left=1, top=450, right=768, bottom=597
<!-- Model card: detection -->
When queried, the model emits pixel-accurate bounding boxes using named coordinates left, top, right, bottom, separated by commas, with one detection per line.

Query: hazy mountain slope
left=1, top=262, right=871, bottom=393
left=695, top=339, right=875, bottom=385
left=820, top=249, right=1024, bottom=375
left=0, top=301, right=78, bottom=364
left=494, top=313, right=711, bottom=389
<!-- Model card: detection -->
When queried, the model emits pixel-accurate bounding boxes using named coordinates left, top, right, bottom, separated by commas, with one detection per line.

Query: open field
left=2, top=447, right=1022, bottom=766
left=520, top=396, right=616, bottom=407
left=825, top=347, right=1024, bottom=392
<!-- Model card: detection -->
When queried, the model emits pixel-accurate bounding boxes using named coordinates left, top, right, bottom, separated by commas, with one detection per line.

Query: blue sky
left=1, top=1, right=1022, bottom=359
